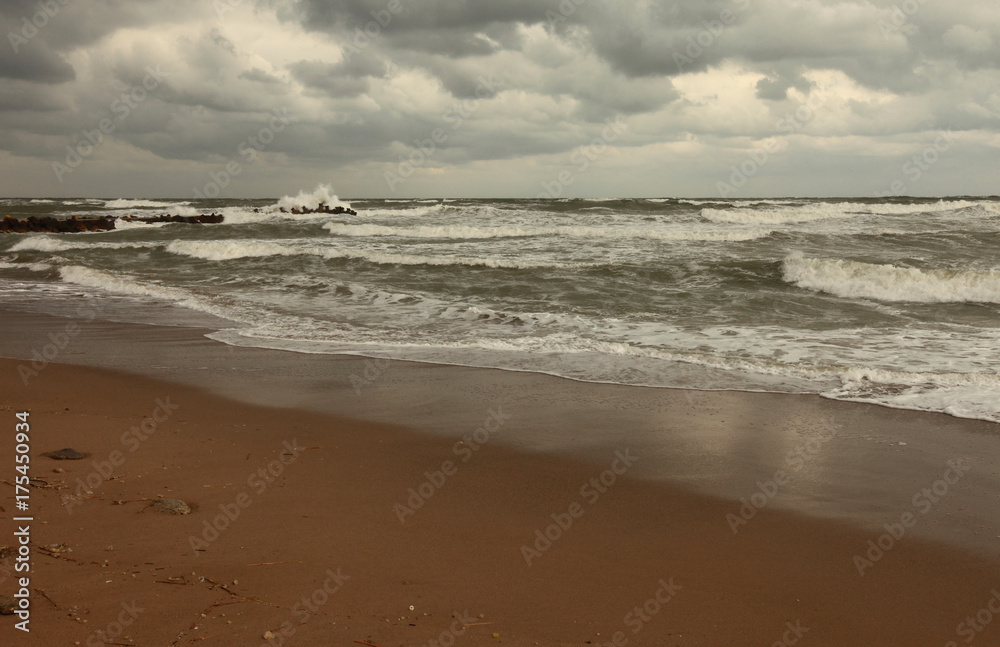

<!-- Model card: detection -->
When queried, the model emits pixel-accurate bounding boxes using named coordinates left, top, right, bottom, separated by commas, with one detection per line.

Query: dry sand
left=3, top=355, right=1000, bottom=646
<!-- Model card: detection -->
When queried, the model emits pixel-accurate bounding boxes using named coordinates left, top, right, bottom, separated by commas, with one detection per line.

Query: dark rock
left=1, top=215, right=115, bottom=233
left=2, top=212, right=225, bottom=234
left=42, top=448, right=84, bottom=460
left=148, top=498, right=191, bottom=515
left=120, top=213, right=224, bottom=224
left=286, top=202, right=357, bottom=216
left=0, top=596, right=15, bottom=615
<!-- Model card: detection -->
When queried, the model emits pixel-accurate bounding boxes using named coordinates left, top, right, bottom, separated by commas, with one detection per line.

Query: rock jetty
left=1, top=213, right=224, bottom=233
left=279, top=202, right=357, bottom=216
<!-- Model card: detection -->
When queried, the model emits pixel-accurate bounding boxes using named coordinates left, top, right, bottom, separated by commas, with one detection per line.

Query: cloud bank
left=1, top=0, right=998, bottom=198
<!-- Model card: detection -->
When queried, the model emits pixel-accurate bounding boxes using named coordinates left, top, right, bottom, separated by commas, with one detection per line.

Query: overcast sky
left=1, top=0, right=998, bottom=199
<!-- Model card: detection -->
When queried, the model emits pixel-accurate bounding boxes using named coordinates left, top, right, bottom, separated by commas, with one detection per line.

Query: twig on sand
left=36, top=588, right=58, bottom=607
left=168, top=599, right=254, bottom=647
left=355, top=641, right=382, bottom=647
left=246, top=560, right=301, bottom=567
left=463, top=622, right=493, bottom=627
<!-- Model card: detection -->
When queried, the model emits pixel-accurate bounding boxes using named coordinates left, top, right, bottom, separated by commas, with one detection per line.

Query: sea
left=2, top=185, right=999, bottom=423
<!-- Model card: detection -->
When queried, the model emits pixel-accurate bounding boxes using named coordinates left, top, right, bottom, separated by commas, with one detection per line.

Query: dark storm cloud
left=239, top=67, right=282, bottom=83
left=294, top=0, right=548, bottom=33
left=0, top=40, right=75, bottom=83
left=288, top=53, right=389, bottom=97
left=1, top=0, right=999, bottom=197
left=289, top=59, right=374, bottom=97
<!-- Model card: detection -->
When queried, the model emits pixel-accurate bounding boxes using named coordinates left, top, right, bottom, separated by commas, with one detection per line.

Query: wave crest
left=323, top=222, right=771, bottom=242
left=703, top=200, right=978, bottom=225
left=165, top=239, right=581, bottom=269
left=105, top=199, right=180, bottom=209
left=275, top=183, right=350, bottom=212
left=782, top=253, right=1000, bottom=303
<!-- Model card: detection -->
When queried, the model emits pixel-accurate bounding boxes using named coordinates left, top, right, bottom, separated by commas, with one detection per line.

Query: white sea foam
left=275, top=183, right=351, bottom=212
left=219, top=184, right=355, bottom=225
left=359, top=204, right=446, bottom=218
left=111, top=219, right=170, bottom=230
left=216, top=206, right=342, bottom=225
left=59, top=266, right=190, bottom=300
left=10, top=237, right=72, bottom=252
left=166, top=240, right=295, bottom=261
left=165, top=205, right=199, bottom=217
left=703, top=204, right=866, bottom=225
left=0, top=260, right=52, bottom=271
left=323, top=222, right=771, bottom=242
left=104, top=199, right=181, bottom=209
left=10, top=237, right=157, bottom=252
left=826, top=368, right=1000, bottom=422
left=165, top=239, right=583, bottom=269
left=702, top=200, right=977, bottom=225
left=783, top=253, right=1000, bottom=304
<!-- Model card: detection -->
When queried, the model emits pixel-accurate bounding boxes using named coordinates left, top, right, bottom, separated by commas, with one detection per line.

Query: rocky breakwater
left=1, top=213, right=224, bottom=233
left=278, top=202, right=357, bottom=216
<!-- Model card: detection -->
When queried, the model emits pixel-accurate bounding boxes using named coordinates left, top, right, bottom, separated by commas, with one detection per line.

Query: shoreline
left=3, top=358, right=1000, bottom=645
left=3, top=305, right=1000, bottom=555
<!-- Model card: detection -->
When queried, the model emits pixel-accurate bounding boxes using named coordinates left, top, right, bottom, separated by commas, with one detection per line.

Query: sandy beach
left=4, top=0, right=1000, bottom=643
left=2, top=308, right=1000, bottom=646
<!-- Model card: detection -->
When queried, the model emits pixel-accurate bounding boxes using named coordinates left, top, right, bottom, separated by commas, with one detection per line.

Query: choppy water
left=3, top=186, right=1000, bottom=423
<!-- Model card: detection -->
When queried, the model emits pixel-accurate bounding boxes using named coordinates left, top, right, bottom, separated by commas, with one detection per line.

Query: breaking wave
left=104, top=199, right=181, bottom=209
left=702, top=200, right=977, bottom=225
left=275, top=183, right=350, bottom=213
left=782, top=253, right=1000, bottom=304
left=323, top=222, right=771, bottom=242
left=165, top=240, right=581, bottom=269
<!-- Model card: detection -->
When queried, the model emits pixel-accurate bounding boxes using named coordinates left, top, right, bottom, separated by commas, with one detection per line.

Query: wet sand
left=2, top=308, right=1000, bottom=645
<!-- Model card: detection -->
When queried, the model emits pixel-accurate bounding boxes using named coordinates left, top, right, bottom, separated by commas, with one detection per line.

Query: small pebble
left=148, top=499, right=191, bottom=515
